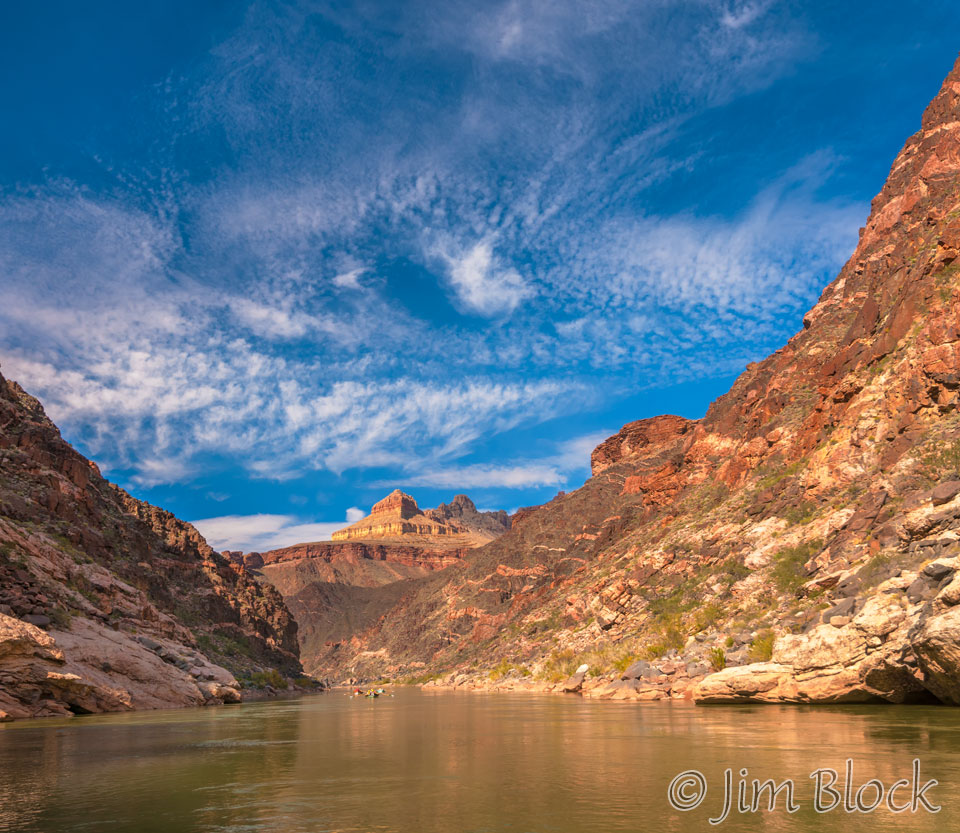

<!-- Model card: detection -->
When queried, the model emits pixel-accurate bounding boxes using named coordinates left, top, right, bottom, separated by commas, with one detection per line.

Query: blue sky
left=1, top=1, right=958, bottom=552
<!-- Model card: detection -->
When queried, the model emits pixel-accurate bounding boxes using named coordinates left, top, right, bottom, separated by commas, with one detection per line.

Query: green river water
left=0, top=689, right=958, bottom=833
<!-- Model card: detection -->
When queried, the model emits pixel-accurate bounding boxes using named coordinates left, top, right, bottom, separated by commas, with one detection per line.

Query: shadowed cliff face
left=312, top=55, right=960, bottom=695
left=0, top=372, right=302, bottom=720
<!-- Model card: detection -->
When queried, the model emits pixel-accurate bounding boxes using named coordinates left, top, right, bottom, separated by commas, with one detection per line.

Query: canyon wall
left=307, top=54, right=960, bottom=704
left=0, top=372, right=303, bottom=720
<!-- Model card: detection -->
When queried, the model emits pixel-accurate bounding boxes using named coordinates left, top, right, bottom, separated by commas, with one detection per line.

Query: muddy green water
left=0, top=689, right=958, bottom=832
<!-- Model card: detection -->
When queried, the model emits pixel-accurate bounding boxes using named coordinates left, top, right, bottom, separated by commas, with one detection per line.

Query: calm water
left=1, top=689, right=958, bottom=833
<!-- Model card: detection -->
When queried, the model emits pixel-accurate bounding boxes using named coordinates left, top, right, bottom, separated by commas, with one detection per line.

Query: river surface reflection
left=0, top=689, right=958, bottom=832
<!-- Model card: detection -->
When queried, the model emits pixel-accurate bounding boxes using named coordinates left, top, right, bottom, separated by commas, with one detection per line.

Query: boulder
left=922, top=559, right=957, bottom=582
left=562, top=664, right=589, bottom=693
left=931, top=481, right=960, bottom=506
left=694, top=663, right=794, bottom=703
left=907, top=577, right=939, bottom=604
left=912, top=607, right=960, bottom=705
left=597, top=679, right=640, bottom=699
left=620, top=660, right=651, bottom=680
left=822, top=597, right=857, bottom=624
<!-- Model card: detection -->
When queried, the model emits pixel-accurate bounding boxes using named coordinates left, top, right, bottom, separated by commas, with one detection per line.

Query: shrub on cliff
left=771, top=540, right=823, bottom=593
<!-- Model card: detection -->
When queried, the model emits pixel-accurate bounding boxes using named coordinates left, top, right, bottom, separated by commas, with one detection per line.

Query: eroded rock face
left=695, top=594, right=923, bottom=704
left=590, top=415, right=694, bottom=477
left=425, top=495, right=511, bottom=539
left=694, top=550, right=960, bottom=705
left=912, top=605, right=960, bottom=705
left=0, top=371, right=302, bottom=720
left=242, top=541, right=470, bottom=577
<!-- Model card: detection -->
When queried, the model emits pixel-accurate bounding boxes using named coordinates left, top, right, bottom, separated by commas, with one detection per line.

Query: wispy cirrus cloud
left=1, top=0, right=883, bottom=523
left=389, top=430, right=611, bottom=490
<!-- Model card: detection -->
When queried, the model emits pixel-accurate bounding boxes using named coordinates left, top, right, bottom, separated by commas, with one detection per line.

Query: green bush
left=248, top=669, right=286, bottom=689
left=403, top=671, right=443, bottom=685
left=771, top=540, right=823, bottom=593
left=641, top=626, right=686, bottom=660
left=720, top=558, right=750, bottom=583
left=200, top=633, right=253, bottom=659
left=694, top=602, right=723, bottom=632
left=756, top=458, right=807, bottom=490
left=488, top=658, right=531, bottom=680
left=748, top=630, right=776, bottom=662
left=539, top=649, right=580, bottom=682
left=782, top=501, right=817, bottom=526
left=922, top=438, right=960, bottom=472
left=613, top=651, right=637, bottom=673
left=49, top=607, right=73, bottom=628
left=708, top=647, right=726, bottom=672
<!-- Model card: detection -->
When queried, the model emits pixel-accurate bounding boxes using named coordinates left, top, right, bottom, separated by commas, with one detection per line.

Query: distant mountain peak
left=331, top=489, right=509, bottom=546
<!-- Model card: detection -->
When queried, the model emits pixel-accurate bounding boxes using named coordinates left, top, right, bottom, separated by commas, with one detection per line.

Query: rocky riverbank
left=409, top=481, right=960, bottom=705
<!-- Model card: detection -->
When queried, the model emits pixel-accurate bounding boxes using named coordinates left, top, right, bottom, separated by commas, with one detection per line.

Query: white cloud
left=332, top=267, right=367, bottom=290
left=596, top=153, right=863, bottom=318
left=345, top=506, right=365, bottom=522
left=720, top=0, right=776, bottom=30
left=192, top=506, right=363, bottom=552
left=392, top=430, right=610, bottom=490
left=0, top=1, right=861, bottom=506
left=129, top=456, right=198, bottom=489
left=294, top=378, right=576, bottom=475
left=440, top=239, right=533, bottom=316
left=398, top=463, right=565, bottom=490
left=229, top=299, right=311, bottom=339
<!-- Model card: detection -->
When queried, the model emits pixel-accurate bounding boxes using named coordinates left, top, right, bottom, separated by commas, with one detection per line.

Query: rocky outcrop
left=331, top=489, right=507, bottom=546
left=561, top=664, right=589, bottom=693
left=0, top=612, right=247, bottom=722
left=0, top=369, right=304, bottom=720
left=590, top=415, right=693, bottom=476
left=425, top=494, right=511, bottom=538
left=694, top=594, right=922, bottom=704
left=244, top=540, right=469, bottom=574
left=695, top=553, right=960, bottom=705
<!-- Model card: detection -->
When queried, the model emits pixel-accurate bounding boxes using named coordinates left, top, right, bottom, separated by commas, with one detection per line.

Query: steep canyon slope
left=233, top=491, right=510, bottom=678
left=0, top=371, right=302, bottom=720
left=317, top=55, right=960, bottom=703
